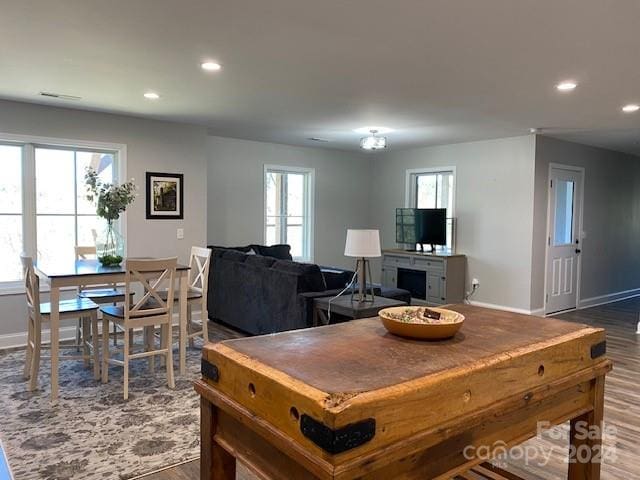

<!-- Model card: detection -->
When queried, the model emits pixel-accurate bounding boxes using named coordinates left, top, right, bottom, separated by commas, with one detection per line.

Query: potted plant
left=85, top=168, right=137, bottom=266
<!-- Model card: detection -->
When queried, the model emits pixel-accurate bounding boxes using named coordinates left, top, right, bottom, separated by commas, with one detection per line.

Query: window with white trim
left=406, top=168, right=456, bottom=252
left=264, top=165, right=314, bottom=261
left=0, top=139, right=120, bottom=285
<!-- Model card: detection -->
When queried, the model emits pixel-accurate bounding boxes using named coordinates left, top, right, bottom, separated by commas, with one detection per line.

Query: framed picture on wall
left=146, top=172, right=184, bottom=219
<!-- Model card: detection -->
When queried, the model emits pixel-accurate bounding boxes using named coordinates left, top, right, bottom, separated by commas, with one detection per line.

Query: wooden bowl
left=379, top=306, right=465, bottom=340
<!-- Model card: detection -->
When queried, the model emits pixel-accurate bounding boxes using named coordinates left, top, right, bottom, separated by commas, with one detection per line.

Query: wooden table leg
left=179, top=272, right=188, bottom=375
left=568, top=375, right=605, bottom=480
left=49, top=285, right=60, bottom=402
left=201, top=398, right=235, bottom=480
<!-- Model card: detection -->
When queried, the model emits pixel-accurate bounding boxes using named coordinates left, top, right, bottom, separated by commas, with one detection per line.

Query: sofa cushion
left=251, top=244, right=292, bottom=260
left=271, top=260, right=326, bottom=293
left=208, top=244, right=253, bottom=253
left=219, top=249, right=248, bottom=263
left=320, top=267, right=355, bottom=290
left=245, top=255, right=277, bottom=269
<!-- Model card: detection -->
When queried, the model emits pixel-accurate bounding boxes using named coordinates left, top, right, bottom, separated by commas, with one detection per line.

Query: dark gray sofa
left=206, top=245, right=411, bottom=335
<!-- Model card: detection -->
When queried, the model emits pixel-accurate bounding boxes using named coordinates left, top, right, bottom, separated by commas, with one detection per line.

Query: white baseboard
left=0, top=326, right=78, bottom=350
left=578, top=288, right=640, bottom=310
left=467, top=300, right=544, bottom=317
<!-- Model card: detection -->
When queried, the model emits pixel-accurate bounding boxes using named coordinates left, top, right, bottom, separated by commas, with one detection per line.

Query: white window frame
left=405, top=166, right=457, bottom=252
left=263, top=164, right=315, bottom=262
left=0, top=132, right=127, bottom=295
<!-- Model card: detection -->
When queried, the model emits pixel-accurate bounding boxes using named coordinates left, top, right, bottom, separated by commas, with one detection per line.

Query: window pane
left=265, top=172, right=280, bottom=217
left=36, top=148, right=75, bottom=214
left=265, top=168, right=311, bottom=259
left=0, top=215, right=23, bottom=281
left=77, top=151, right=114, bottom=215
left=416, top=175, right=437, bottom=208
left=553, top=180, right=575, bottom=246
left=286, top=225, right=303, bottom=258
left=286, top=173, right=304, bottom=217
left=77, top=216, right=104, bottom=247
left=37, top=216, right=75, bottom=268
left=0, top=145, right=23, bottom=214
left=266, top=225, right=277, bottom=246
left=266, top=216, right=283, bottom=245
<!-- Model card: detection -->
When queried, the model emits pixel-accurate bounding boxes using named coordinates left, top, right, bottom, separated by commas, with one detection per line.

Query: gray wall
left=0, top=99, right=208, bottom=340
left=206, top=136, right=371, bottom=270
left=370, top=136, right=537, bottom=311
left=531, top=136, right=640, bottom=310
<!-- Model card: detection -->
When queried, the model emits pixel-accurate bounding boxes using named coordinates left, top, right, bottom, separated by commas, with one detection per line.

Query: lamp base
left=350, top=258, right=375, bottom=304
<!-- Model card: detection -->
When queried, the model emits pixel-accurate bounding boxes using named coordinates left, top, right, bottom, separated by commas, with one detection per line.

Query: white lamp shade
left=344, top=229, right=381, bottom=258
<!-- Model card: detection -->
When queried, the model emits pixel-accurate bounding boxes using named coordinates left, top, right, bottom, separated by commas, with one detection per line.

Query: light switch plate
left=177, top=228, right=184, bottom=240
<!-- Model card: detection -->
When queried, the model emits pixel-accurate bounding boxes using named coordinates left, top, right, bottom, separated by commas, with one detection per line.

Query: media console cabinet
left=381, top=249, right=466, bottom=305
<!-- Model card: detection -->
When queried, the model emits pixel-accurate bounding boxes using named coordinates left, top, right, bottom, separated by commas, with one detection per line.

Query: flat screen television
left=396, top=208, right=447, bottom=251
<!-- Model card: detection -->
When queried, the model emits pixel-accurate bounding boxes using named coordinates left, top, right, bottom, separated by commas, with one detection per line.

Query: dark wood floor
left=142, top=300, right=640, bottom=480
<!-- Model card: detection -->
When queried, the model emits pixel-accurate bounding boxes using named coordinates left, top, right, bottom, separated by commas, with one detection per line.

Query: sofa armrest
left=319, top=266, right=356, bottom=290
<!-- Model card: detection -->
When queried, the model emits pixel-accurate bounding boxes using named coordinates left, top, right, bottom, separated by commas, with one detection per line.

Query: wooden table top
left=35, top=258, right=190, bottom=278
left=219, top=304, right=601, bottom=394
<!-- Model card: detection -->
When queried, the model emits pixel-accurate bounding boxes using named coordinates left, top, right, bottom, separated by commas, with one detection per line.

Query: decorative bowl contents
left=378, top=306, right=464, bottom=340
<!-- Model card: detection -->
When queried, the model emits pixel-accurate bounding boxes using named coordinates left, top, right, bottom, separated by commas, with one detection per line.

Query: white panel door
left=545, top=167, right=583, bottom=314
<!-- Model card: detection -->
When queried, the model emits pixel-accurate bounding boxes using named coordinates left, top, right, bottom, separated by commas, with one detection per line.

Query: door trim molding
left=543, top=163, right=585, bottom=315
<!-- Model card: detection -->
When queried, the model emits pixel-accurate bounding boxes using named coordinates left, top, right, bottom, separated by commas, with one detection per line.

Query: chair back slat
left=124, top=258, right=177, bottom=322
left=75, top=245, right=121, bottom=292
left=75, top=246, right=97, bottom=260
left=20, top=255, right=40, bottom=316
left=188, top=246, right=212, bottom=294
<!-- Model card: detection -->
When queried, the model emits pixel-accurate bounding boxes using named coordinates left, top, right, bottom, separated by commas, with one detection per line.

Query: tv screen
left=415, top=208, right=447, bottom=246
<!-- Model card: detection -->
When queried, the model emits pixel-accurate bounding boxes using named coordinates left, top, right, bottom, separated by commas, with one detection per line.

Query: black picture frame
left=146, top=172, right=184, bottom=219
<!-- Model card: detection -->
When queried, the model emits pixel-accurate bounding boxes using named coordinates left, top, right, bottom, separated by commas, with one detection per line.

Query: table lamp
left=344, top=229, right=381, bottom=303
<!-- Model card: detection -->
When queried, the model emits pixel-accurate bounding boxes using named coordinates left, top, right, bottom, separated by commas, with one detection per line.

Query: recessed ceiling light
left=143, top=92, right=160, bottom=100
left=556, top=81, right=577, bottom=92
left=201, top=62, right=222, bottom=71
left=622, top=104, right=640, bottom=113
left=353, top=126, right=394, bottom=134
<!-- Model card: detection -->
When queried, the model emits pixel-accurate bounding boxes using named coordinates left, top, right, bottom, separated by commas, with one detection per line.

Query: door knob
left=575, top=249, right=582, bottom=254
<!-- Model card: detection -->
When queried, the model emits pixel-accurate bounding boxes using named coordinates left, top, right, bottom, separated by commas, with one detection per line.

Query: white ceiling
left=2, top=0, right=640, bottom=154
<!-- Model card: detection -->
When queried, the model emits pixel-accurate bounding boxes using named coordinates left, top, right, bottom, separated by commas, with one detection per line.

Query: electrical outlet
left=177, top=228, right=184, bottom=240
left=472, top=278, right=480, bottom=287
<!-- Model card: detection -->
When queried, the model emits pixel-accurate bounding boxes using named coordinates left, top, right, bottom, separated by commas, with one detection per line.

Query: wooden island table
left=196, top=304, right=612, bottom=480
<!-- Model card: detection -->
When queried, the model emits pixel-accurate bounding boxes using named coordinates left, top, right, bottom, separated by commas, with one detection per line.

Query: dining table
left=35, top=258, right=191, bottom=402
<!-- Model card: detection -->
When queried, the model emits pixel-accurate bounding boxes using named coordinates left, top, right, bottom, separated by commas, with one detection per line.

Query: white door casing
left=545, top=165, right=584, bottom=315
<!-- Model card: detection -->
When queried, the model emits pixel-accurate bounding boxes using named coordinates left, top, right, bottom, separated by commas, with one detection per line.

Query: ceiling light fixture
left=143, top=92, right=160, bottom=100
left=201, top=62, right=222, bottom=71
left=360, top=129, right=387, bottom=150
left=556, top=81, right=577, bottom=92
left=622, top=104, right=640, bottom=113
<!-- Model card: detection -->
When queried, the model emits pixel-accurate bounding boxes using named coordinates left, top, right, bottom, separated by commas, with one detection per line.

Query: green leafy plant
left=85, top=168, right=137, bottom=265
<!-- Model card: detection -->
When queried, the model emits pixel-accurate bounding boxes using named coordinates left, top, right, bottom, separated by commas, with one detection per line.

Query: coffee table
left=196, top=304, right=611, bottom=479
left=312, top=295, right=407, bottom=326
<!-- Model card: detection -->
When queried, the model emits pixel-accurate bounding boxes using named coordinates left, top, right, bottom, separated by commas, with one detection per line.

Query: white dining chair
left=100, top=257, right=177, bottom=399
left=75, top=245, right=132, bottom=347
left=159, top=246, right=212, bottom=346
left=21, top=255, right=100, bottom=390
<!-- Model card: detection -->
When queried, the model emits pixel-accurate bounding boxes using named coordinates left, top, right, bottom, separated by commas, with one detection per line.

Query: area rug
left=0, top=323, right=242, bottom=480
